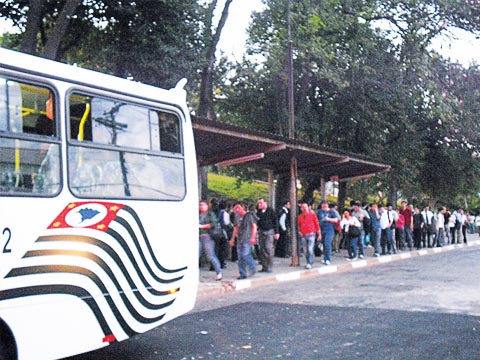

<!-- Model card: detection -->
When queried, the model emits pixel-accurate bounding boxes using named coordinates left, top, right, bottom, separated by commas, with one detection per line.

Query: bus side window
left=0, top=78, right=60, bottom=195
left=158, top=111, right=180, bottom=153
left=34, top=94, right=55, bottom=136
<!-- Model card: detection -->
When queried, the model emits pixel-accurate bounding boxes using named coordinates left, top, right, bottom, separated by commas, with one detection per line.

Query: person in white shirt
left=459, top=208, right=468, bottom=244
left=448, top=210, right=456, bottom=244
left=275, top=201, right=291, bottom=258
left=435, top=207, right=446, bottom=247
left=380, top=204, right=395, bottom=255
left=340, top=209, right=361, bottom=260
left=421, top=205, right=435, bottom=248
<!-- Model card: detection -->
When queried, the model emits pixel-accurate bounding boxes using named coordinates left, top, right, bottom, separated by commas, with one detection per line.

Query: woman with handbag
left=341, top=209, right=362, bottom=261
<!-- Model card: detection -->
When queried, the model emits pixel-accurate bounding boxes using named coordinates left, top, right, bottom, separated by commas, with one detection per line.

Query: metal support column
left=289, top=155, right=299, bottom=266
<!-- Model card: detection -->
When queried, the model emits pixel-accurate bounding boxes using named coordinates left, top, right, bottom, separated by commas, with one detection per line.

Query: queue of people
left=199, top=198, right=477, bottom=281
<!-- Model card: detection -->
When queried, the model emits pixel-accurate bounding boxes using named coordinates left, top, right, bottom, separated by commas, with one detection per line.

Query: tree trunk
left=197, top=0, right=233, bottom=119
left=197, top=0, right=233, bottom=199
left=275, top=173, right=290, bottom=210
left=42, top=0, right=81, bottom=60
left=199, top=166, right=209, bottom=201
left=387, top=186, right=397, bottom=208
left=338, top=181, right=347, bottom=211
left=20, top=0, right=45, bottom=54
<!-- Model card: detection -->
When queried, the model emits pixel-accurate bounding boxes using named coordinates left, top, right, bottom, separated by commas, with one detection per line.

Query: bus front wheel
left=0, top=320, right=16, bottom=360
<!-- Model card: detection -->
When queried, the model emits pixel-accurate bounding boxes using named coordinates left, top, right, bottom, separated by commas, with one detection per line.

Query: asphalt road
left=68, top=245, right=480, bottom=360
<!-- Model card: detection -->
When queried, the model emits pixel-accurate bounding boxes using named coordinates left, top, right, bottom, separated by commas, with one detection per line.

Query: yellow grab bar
left=78, top=103, right=91, bottom=141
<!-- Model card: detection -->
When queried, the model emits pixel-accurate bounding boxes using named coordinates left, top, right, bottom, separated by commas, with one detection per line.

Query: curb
left=196, top=239, right=480, bottom=300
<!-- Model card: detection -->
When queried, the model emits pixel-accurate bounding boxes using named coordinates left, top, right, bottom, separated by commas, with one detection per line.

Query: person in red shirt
left=395, top=209, right=405, bottom=250
left=399, top=200, right=414, bottom=250
left=298, top=203, right=322, bottom=268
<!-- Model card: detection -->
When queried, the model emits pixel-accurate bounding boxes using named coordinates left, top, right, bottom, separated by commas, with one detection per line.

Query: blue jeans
left=358, top=229, right=366, bottom=256
left=349, top=235, right=359, bottom=258
left=404, top=226, right=413, bottom=249
left=237, top=242, right=257, bottom=278
left=372, top=227, right=382, bottom=254
left=436, top=228, right=445, bottom=246
left=322, top=230, right=334, bottom=262
left=301, top=233, right=316, bottom=266
left=381, top=228, right=394, bottom=254
left=199, top=234, right=222, bottom=274
left=259, top=229, right=275, bottom=271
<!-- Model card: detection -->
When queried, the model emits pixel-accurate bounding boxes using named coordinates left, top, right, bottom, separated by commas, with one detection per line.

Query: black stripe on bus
left=106, top=227, right=184, bottom=285
left=23, top=249, right=177, bottom=310
left=37, top=235, right=183, bottom=292
left=0, top=285, right=112, bottom=337
left=6, top=265, right=171, bottom=336
left=120, top=205, right=188, bottom=273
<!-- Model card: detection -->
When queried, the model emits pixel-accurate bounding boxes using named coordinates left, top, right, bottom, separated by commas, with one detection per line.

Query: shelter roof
left=192, top=116, right=390, bottom=182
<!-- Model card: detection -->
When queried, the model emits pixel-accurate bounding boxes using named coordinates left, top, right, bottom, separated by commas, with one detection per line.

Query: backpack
left=363, top=215, right=372, bottom=233
left=219, top=210, right=233, bottom=230
left=210, top=221, right=226, bottom=241
left=219, top=209, right=233, bottom=237
left=454, top=216, right=461, bottom=230
left=208, top=212, right=226, bottom=241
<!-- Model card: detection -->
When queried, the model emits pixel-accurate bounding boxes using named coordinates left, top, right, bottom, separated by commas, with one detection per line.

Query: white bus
left=0, top=48, right=199, bottom=360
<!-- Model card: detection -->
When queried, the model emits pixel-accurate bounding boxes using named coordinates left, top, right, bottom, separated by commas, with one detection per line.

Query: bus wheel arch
left=0, top=319, right=17, bottom=360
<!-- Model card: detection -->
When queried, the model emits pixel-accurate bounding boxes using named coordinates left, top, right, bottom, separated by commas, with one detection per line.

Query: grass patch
left=208, top=173, right=269, bottom=203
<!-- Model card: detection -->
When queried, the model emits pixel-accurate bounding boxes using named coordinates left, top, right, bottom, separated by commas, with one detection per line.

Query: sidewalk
left=197, top=234, right=480, bottom=299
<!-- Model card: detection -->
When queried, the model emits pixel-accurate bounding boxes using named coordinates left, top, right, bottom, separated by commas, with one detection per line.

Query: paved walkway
left=197, top=233, right=480, bottom=299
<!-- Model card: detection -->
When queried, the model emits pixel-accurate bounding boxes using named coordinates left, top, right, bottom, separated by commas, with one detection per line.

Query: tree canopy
left=1, top=0, right=479, bottom=208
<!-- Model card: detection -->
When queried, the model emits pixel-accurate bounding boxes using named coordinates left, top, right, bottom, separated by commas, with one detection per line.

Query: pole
left=287, top=0, right=299, bottom=266
left=287, top=0, right=295, bottom=139
left=290, top=155, right=299, bottom=266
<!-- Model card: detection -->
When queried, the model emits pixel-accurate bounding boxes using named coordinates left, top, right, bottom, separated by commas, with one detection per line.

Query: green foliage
left=207, top=173, right=269, bottom=204
left=1, top=0, right=204, bottom=89
left=2, top=0, right=480, bottom=208
left=218, top=0, right=480, bottom=207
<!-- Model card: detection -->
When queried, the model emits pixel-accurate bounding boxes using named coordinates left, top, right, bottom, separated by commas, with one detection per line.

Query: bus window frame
left=65, top=87, right=187, bottom=201
left=0, top=73, right=62, bottom=197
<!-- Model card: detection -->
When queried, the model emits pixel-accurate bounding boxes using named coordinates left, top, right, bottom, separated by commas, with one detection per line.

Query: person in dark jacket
left=275, top=201, right=291, bottom=258
left=256, top=198, right=279, bottom=273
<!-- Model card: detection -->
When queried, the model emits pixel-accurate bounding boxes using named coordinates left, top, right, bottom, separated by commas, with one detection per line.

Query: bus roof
left=0, top=47, right=187, bottom=106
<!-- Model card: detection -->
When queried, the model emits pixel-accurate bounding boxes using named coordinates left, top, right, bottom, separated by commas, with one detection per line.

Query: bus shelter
left=193, top=116, right=390, bottom=188
left=192, top=116, right=390, bottom=266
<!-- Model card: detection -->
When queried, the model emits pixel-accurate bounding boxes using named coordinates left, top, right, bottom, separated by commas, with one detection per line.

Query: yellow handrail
left=78, top=103, right=91, bottom=141
left=15, top=140, right=20, bottom=187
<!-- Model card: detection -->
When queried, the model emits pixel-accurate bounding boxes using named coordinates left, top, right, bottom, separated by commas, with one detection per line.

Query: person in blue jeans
left=317, top=200, right=339, bottom=265
left=368, top=203, right=382, bottom=256
left=199, top=201, right=223, bottom=281
left=298, top=203, right=321, bottom=268
left=341, top=209, right=362, bottom=260
left=230, top=202, right=258, bottom=280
